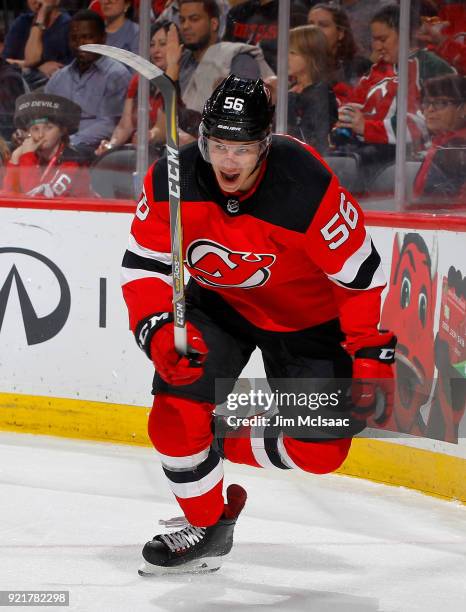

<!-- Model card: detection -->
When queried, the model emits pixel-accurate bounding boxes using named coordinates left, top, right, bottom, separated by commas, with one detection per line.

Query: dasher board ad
left=1, top=207, right=465, bottom=446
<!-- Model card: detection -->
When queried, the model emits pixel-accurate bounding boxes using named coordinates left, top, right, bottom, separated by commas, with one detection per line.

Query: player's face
left=29, top=121, right=63, bottom=153
left=208, top=138, right=262, bottom=193
left=150, top=28, right=168, bottom=70
left=308, top=8, right=342, bottom=55
left=371, top=21, right=399, bottom=64
left=180, top=2, right=218, bottom=50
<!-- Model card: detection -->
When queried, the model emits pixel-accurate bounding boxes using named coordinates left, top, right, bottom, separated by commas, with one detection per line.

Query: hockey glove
left=352, top=335, right=396, bottom=426
left=135, top=313, right=208, bottom=386
left=151, top=321, right=208, bottom=385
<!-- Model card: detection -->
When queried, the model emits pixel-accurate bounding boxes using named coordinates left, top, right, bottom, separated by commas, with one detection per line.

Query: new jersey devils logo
left=186, top=240, right=276, bottom=289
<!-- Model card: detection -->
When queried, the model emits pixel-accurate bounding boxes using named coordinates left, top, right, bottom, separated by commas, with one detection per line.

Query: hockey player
left=121, top=75, right=396, bottom=575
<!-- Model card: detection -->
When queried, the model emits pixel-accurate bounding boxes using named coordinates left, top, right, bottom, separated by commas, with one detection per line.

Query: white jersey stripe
left=120, top=267, right=173, bottom=287
left=327, top=231, right=372, bottom=284
left=167, top=460, right=224, bottom=499
left=384, top=96, right=398, bottom=144
left=128, top=234, right=172, bottom=265
left=158, top=447, right=210, bottom=470
left=277, top=432, right=300, bottom=469
left=250, top=424, right=278, bottom=469
left=330, top=259, right=386, bottom=291
left=327, top=231, right=386, bottom=291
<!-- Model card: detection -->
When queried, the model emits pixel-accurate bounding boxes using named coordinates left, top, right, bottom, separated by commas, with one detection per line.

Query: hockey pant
left=148, top=294, right=356, bottom=527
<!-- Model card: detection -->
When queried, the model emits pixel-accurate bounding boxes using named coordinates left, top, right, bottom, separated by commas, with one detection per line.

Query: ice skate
left=138, top=484, right=247, bottom=576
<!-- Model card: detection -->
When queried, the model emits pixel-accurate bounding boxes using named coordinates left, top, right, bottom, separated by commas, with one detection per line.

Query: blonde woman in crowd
left=267, top=25, right=338, bottom=153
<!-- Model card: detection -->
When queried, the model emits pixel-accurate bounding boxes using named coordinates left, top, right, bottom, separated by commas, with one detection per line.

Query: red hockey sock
left=283, top=436, right=352, bottom=474
left=175, top=481, right=225, bottom=527
left=148, top=393, right=225, bottom=527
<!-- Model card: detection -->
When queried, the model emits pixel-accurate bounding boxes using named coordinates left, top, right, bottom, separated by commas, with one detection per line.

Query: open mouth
left=220, top=171, right=240, bottom=185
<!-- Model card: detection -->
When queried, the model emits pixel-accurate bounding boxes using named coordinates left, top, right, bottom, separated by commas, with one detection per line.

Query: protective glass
left=198, top=133, right=271, bottom=168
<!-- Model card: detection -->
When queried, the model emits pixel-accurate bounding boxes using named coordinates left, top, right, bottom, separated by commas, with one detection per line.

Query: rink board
left=1, top=391, right=465, bottom=503
left=0, top=198, right=465, bottom=502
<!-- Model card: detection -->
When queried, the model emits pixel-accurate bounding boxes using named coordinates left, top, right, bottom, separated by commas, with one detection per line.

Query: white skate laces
left=159, top=516, right=189, bottom=529
left=159, top=525, right=206, bottom=552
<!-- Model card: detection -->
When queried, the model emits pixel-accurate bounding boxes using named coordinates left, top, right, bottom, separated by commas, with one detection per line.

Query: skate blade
left=138, top=557, right=222, bottom=577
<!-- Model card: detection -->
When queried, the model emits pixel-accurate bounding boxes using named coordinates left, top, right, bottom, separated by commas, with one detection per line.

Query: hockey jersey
left=351, top=50, right=455, bottom=147
left=122, top=136, right=387, bottom=354
left=1, top=147, right=90, bottom=198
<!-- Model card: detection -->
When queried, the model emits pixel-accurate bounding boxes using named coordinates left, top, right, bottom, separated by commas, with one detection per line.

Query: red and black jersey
left=350, top=51, right=455, bottom=147
left=122, top=136, right=387, bottom=354
left=1, top=147, right=91, bottom=198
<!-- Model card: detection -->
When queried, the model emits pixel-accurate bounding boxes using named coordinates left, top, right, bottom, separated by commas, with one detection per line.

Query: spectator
left=339, top=0, right=392, bottom=58
left=154, top=0, right=232, bottom=37
left=266, top=25, right=337, bottom=153
left=94, top=0, right=176, bottom=22
left=45, top=9, right=131, bottom=158
left=413, top=74, right=466, bottom=200
left=174, top=0, right=274, bottom=114
left=1, top=92, right=90, bottom=198
left=416, top=15, right=466, bottom=75
left=95, top=20, right=175, bottom=154
left=0, top=57, right=27, bottom=140
left=331, top=3, right=455, bottom=180
left=308, top=2, right=371, bottom=105
left=100, top=0, right=139, bottom=55
left=223, top=0, right=310, bottom=73
left=3, top=0, right=73, bottom=90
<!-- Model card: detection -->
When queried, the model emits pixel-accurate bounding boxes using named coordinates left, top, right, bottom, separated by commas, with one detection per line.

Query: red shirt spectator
left=2, top=92, right=90, bottom=198
left=413, top=74, right=466, bottom=200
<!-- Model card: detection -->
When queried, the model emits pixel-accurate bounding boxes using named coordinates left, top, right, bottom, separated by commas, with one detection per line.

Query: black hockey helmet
left=199, top=74, right=275, bottom=142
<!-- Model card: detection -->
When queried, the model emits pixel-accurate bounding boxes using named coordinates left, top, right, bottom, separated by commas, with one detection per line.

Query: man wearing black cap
left=2, top=92, right=90, bottom=198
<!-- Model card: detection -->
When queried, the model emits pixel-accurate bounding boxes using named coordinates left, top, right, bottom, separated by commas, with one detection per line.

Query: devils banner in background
left=380, top=232, right=466, bottom=442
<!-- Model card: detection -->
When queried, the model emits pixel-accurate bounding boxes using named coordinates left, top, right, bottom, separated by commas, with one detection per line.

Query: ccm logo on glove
left=135, top=312, right=208, bottom=386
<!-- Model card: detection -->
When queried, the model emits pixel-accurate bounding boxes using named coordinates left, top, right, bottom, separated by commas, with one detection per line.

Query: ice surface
left=0, top=432, right=465, bottom=612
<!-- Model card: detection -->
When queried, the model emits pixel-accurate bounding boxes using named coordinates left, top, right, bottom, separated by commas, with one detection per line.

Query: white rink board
left=1, top=207, right=465, bottom=459
left=0, top=207, right=264, bottom=407
left=1, top=208, right=152, bottom=406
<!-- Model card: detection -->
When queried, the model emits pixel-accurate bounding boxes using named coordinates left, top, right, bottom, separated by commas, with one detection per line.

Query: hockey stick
left=81, top=44, right=187, bottom=355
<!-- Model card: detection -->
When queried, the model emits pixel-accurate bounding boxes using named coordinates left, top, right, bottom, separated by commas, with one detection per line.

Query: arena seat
left=368, top=161, right=422, bottom=198
left=91, top=145, right=163, bottom=199
left=90, top=145, right=137, bottom=199
left=323, top=154, right=361, bottom=192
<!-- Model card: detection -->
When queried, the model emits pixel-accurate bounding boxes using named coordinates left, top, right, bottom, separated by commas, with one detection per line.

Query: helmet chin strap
left=247, top=160, right=262, bottom=179
left=247, top=136, right=271, bottom=177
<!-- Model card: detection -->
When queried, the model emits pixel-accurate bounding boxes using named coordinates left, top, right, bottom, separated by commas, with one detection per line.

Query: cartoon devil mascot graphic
left=381, top=233, right=466, bottom=442
left=380, top=233, right=438, bottom=436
